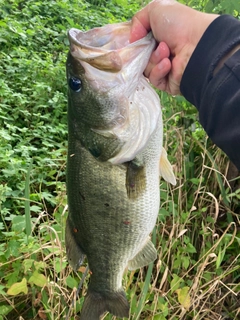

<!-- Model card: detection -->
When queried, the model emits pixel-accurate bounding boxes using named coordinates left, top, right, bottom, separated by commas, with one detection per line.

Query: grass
left=2, top=110, right=239, bottom=320
left=0, top=0, right=240, bottom=319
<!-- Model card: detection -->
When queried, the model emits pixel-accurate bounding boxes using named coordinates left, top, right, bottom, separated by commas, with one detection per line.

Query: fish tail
left=80, top=289, right=129, bottom=320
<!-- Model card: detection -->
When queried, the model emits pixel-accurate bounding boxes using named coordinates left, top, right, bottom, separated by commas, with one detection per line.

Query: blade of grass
left=133, top=227, right=156, bottom=320
left=25, top=158, right=33, bottom=242
left=194, top=138, right=229, bottom=205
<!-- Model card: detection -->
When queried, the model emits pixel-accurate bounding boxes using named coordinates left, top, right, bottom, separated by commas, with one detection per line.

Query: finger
left=133, top=5, right=151, bottom=32
left=150, top=42, right=170, bottom=64
left=130, top=3, right=152, bottom=43
left=148, top=58, right=171, bottom=90
left=144, top=42, right=170, bottom=78
left=129, top=16, right=149, bottom=43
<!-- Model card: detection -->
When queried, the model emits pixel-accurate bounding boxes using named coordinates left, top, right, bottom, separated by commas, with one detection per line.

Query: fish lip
left=68, top=25, right=154, bottom=51
left=67, top=22, right=155, bottom=72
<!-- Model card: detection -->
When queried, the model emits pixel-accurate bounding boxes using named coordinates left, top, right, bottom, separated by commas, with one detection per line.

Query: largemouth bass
left=65, top=21, right=176, bottom=320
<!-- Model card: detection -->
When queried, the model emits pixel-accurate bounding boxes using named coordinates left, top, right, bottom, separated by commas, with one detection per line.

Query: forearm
left=180, top=15, right=240, bottom=169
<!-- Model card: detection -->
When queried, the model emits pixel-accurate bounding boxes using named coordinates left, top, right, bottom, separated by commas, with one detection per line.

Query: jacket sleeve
left=180, top=15, right=240, bottom=170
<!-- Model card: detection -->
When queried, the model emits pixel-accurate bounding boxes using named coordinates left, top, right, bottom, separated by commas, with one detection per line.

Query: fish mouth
left=67, top=22, right=160, bottom=165
left=68, top=21, right=155, bottom=74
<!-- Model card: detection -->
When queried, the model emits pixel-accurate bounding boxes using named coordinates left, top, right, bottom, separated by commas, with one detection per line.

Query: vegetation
left=0, top=0, right=239, bottom=319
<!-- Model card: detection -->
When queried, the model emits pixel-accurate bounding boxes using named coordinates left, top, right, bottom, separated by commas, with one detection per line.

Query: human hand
left=130, top=0, right=218, bottom=95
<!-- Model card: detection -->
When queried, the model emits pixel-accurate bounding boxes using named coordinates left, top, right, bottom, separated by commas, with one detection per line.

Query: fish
left=65, top=21, right=176, bottom=320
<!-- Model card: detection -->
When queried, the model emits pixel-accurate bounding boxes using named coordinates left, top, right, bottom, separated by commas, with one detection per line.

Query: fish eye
left=69, top=77, right=82, bottom=92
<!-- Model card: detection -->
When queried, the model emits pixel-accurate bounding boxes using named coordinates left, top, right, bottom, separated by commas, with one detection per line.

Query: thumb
left=129, top=7, right=151, bottom=43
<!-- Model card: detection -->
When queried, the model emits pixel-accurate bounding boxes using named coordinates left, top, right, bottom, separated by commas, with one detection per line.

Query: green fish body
left=65, top=21, right=176, bottom=320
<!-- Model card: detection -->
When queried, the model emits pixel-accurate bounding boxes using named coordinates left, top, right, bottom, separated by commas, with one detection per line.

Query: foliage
left=0, top=0, right=239, bottom=319
left=182, top=0, right=240, bottom=16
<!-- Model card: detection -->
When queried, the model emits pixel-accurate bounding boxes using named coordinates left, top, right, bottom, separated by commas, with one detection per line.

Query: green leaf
left=65, top=16, right=77, bottom=27
left=34, top=261, right=47, bottom=271
left=54, top=259, right=68, bottom=273
left=5, top=239, right=21, bottom=258
left=7, top=278, right=28, bottom=296
left=11, top=215, right=26, bottom=232
left=28, top=270, right=47, bottom=287
left=30, top=205, right=42, bottom=213
left=23, top=259, right=34, bottom=273
left=66, top=275, right=78, bottom=289
left=170, top=274, right=184, bottom=294
left=216, top=246, right=226, bottom=269
left=153, top=315, right=167, bottom=320
left=0, top=285, right=6, bottom=296
left=0, top=304, right=13, bottom=316
left=182, top=257, right=190, bottom=269
left=157, top=297, right=168, bottom=317
left=186, top=242, right=197, bottom=253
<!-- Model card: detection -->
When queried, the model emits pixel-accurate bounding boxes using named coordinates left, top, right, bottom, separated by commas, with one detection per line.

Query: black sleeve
left=180, top=15, right=240, bottom=170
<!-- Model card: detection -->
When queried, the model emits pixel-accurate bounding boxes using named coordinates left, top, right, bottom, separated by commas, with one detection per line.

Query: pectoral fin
left=126, top=158, right=146, bottom=200
left=159, top=147, right=176, bottom=185
left=128, top=239, right=157, bottom=271
left=65, top=217, right=85, bottom=272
